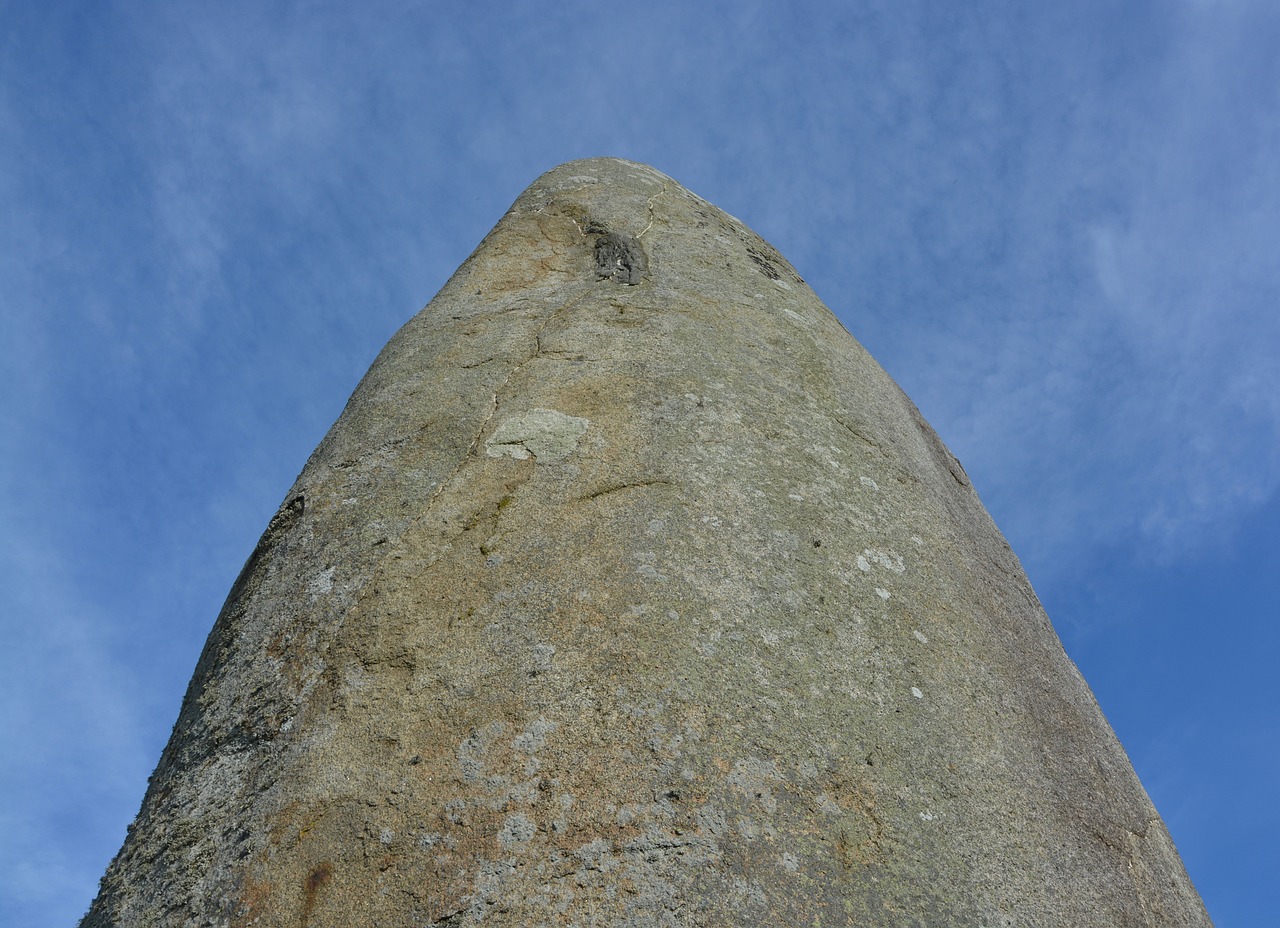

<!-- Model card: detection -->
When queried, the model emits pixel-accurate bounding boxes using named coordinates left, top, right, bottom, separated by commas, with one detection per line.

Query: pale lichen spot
left=498, top=812, right=536, bottom=848
left=727, top=757, right=782, bottom=815
left=624, top=164, right=666, bottom=182
left=486, top=408, right=589, bottom=462
left=573, top=838, right=614, bottom=870
left=457, top=721, right=506, bottom=783
left=861, top=548, right=905, bottom=574
left=513, top=717, right=555, bottom=752
left=911, top=686, right=924, bottom=699
left=636, top=552, right=666, bottom=581
left=913, top=629, right=929, bottom=644
left=860, top=475, right=879, bottom=490
left=307, top=566, right=335, bottom=598
left=816, top=793, right=842, bottom=815
left=876, top=588, right=891, bottom=600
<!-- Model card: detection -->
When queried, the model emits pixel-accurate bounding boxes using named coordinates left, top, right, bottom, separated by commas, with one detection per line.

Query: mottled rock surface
left=83, top=158, right=1211, bottom=927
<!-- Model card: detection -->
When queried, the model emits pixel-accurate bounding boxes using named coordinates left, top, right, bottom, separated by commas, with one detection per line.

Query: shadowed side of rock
left=82, top=158, right=1211, bottom=927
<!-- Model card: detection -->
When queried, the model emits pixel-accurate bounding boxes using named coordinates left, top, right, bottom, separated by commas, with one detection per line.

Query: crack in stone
left=638, top=183, right=668, bottom=240
left=575, top=479, right=674, bottom=502
left=831, top=414, right=886, bottom=456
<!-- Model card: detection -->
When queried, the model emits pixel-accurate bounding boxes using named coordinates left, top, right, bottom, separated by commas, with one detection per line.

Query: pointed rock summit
left=84, top=159, right=1210, bottom=926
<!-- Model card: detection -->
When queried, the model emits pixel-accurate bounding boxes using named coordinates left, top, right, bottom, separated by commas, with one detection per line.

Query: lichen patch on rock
left=484, top=408, right=589, bottom=462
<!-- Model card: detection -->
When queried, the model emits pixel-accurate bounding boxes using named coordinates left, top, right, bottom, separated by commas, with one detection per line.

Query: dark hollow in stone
left=594, top=230, right=648, bottom=285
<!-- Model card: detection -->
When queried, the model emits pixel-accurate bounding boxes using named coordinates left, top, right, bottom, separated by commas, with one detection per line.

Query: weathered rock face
left=83, top=158, right=1211, bottom=927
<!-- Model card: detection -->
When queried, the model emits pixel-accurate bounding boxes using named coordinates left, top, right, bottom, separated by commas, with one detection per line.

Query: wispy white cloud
left=0, top=539, right=155, bottom=924
left=797, top=1, right=1280, bottom=579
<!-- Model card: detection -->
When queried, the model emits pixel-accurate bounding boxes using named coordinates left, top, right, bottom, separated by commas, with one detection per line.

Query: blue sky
left=2, top=2, right=1276, bottom=924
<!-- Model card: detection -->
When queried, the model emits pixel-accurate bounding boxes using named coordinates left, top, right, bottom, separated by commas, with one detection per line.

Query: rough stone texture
left=82, top=158, right=1211, bottom=927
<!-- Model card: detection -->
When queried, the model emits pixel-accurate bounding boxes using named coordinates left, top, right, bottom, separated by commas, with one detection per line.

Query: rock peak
left=83, top=163, right=1210, bottom=927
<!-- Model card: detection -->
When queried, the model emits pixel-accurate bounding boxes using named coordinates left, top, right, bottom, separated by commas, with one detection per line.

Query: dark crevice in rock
left=594, top=231, right=649, bottom=285
left=576, top=479, right=674, bottom=502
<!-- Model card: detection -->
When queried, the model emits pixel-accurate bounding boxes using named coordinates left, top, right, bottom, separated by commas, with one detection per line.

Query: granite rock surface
left=83, top=158, right=1211, bottom=927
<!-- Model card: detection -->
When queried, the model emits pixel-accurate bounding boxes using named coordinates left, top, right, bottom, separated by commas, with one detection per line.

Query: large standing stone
left=83, top=158, right=1211, bottom=926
